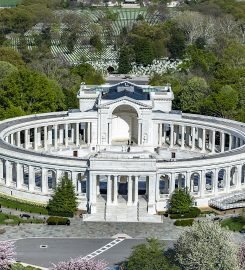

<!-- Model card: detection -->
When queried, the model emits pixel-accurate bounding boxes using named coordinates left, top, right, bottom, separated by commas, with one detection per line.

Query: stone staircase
left=84, top=196, right=162, bottom=223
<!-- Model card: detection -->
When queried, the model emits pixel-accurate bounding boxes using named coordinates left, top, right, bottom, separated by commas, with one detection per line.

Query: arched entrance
left=111, top=105, right=138, bottom=144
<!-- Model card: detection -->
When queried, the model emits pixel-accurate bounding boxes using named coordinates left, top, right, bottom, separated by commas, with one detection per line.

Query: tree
left=0, top=241, right=15, bottom=270
left=118, top=46, right=134, bottom=74
left=174, top=221, right=240, bottom=270
left=169, top=188, right=193, bottom=214
left=71, top=63, right=105, bottom=85
left=90, top=34, right=103, bottom=53
left=167, top=26, right=186, bottom=59
left=0, top=68, right=65, bottom=119
left=0, top=47, right=25, bottom=67
left=126, top=238, right=178, bottom=270
left=180, top=76, right=209, bottom=113
left=0, top=61, right=18, bottom=82
left=51, top=257, right=107, bottom=270
left=47, top=176, right=78, bottom=215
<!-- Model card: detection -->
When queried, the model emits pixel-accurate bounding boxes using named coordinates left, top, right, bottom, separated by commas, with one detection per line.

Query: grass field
left=0, top=0, right=20, bottom=7
left=221, top=216, right=245, bottom=232
left=0, top=212, right=43, bottom=225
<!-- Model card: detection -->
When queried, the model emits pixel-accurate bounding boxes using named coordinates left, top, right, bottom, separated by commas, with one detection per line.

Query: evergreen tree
left=118, top=46, right=133, bottom=74
left=47, top=176, right=78, bottom=216
left=169, top=188, right=193, bottom=214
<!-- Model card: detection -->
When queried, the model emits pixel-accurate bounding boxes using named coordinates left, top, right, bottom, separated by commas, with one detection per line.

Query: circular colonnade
left=0, top=111, right=244, bottom=212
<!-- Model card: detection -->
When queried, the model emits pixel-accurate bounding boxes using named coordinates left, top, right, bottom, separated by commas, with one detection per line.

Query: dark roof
left=101, top=82, right=150, bottom=100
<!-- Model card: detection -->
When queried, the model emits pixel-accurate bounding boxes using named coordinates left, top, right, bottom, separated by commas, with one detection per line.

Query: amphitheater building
left=0, top=80, right=244, bottom=221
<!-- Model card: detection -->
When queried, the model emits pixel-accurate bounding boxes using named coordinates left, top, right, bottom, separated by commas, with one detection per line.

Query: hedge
left=174, top=219, right=194, bottom=226
left=170, top=207, right=201, bottom=219
left=47, top=210, right=74, bottom=218
left=46, top=216, right=70, bottom=225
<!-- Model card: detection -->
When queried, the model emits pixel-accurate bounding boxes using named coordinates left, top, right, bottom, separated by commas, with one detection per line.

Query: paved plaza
left=0, top=218, right=184, bottom=241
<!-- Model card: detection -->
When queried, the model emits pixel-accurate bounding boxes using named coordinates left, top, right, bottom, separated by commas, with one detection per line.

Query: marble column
left=54, top=125, right=58, bottom=149
left=200, top=170, right=206, bottom=197
left=191, top=126, right=195, bottom=150
left=220, top=132, right=225, bottom=152
left=65, top=124, right=68, bottom=147
left=170, top=124, right=174, bottom=148
left=17, top=131, right=21, bottom=147
left=127, top=175, right=132, bottom=206
left=237, top=164, right=242, bottom=189
left=214, top=169, right=219, bottom=196
left=34, top=128, right=38, bottom=150
left=5, top=160, right=12, bottom=186
left=113, top=175, right=118, bottom=205
left=41, top=167, right=48, bottom=193
left=89, top=173, right=97, bottom=214
left=170, top=173, right=175, bottom=193
left=229, top=134, right=232, bottom=150
left=16, top=163, right=23, bottom=189
left=202, top=128, right=206, bottom=153
left=181, top=125, right=185, bottom=149
left=134, top=175, right=139, bottom=204
left=28, top=166, right=35, bottom=192
left=44, top=126, right=48, bottom=150
left=147, top=175, right=156, bottom=214
left=24, top=129, right=29, bottom=149
left=159, top=123, right=162, bottom=146
left=107, top=175, right=112, bottom=205
left=0, top=159, right=3, bottom=180
left=87, top=122, right=91, bottom=145
left=76, top=123, right=80, bottom=147
left=212, top=130, right=216, bottom=153
left=162, top=124, right=166, bottom=145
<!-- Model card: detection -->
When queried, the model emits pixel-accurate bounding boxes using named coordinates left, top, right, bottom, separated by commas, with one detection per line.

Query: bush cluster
left=174, top=219, right=194, bottom=226
left=46, top=216, right=70, bottom=225
left=170, top=207, right=201, bottom=219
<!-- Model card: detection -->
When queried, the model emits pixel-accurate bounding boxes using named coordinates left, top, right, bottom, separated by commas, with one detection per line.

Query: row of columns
left=0, top=159, right=87, bottom=195
left=157, top=164, right=244, bottom=199
left=6, top=122, right=92, bottom=150
left=158, top=123, right=243, bottom=153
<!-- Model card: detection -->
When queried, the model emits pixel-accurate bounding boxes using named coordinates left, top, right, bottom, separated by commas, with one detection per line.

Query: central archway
left=111, top=104, right=138, bottom=144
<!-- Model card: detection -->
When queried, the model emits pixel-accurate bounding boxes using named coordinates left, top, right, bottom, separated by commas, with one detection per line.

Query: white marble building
left=0, top=81, right=244, bottom=221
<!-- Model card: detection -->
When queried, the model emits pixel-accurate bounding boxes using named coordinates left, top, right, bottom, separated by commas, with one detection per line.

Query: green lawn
left=0, top=212, right=44, bottom=225
left=0, top=194, right=48, bottom=215
left=0, top=0, right=21, bottom=7
left=221, top=216, right=245, bottom=232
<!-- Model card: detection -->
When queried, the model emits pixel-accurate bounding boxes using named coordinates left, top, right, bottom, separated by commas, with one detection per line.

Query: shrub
left=47, top=216, right=70, bottom=225
left=221, top=216, right=245, bottom=232
left=170, top=207, right=201, bottom=219
left=174, top=219, right=194, bottom=226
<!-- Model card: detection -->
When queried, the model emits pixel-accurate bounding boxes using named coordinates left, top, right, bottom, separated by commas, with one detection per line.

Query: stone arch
left=218, top=169, right=226, bottom=189
left=205, top=171, right=214, bottom=191
left=242, top=164, right=245, bottom=184
left=12, top=162, right=17, bottom=184
left=77, top=172, right=87, bottom=194
left=230, top=166, right=237, bottom=187
left=47, top=170, right=56, bottom=189
left=175, top=173, right=186, bottom=189
left=111, top=104, right=139, bottom=144
left=34, top=167, right=41, bottom=187
left=159, top=174, right=170, bottom=194
left=23, top=165, right=29, bottom=185
left=191, top=172, right=200, bottom=192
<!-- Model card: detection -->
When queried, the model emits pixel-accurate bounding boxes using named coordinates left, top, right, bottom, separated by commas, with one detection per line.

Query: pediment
left=98, top=96, right=152, bottom=109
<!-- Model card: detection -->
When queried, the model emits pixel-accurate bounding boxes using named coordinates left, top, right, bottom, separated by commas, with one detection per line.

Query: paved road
left=15, top=238, right=174, bottom=268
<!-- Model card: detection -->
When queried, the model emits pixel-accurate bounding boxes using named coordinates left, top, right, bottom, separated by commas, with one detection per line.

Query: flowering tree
left=238, top=242, right=245, bottom=270
left=174, top=220, right=239, bottom=270
left=51, top=257, right=108, bottom=270
left=0, top=241, right=15, bottom=270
